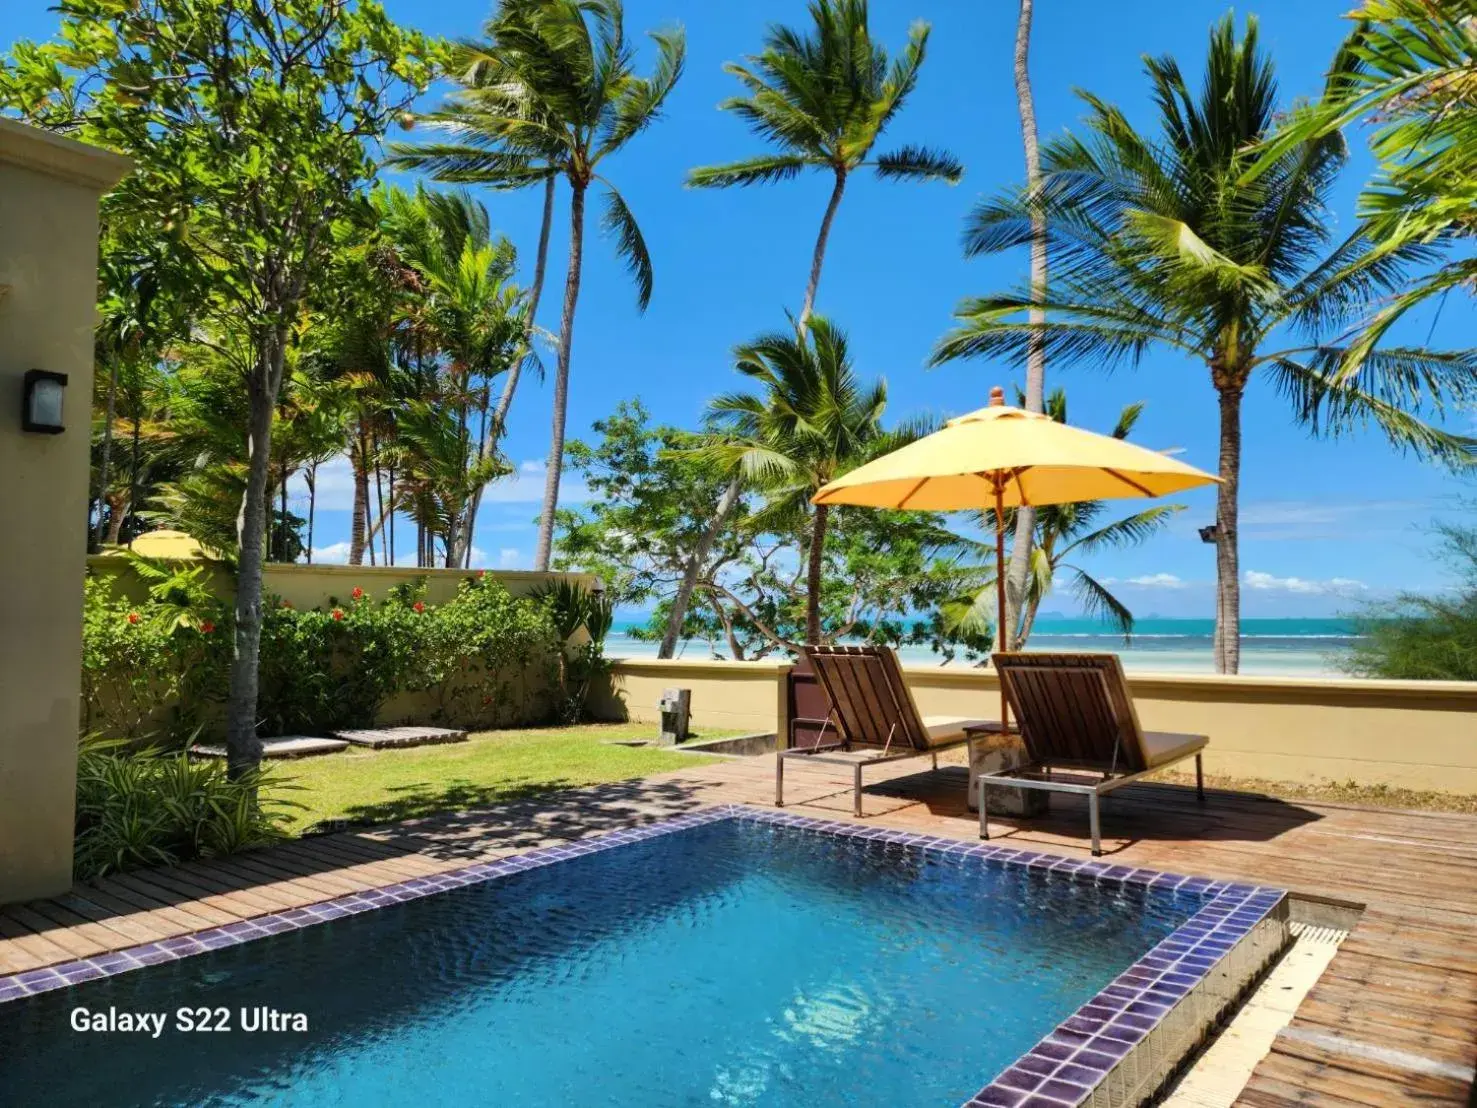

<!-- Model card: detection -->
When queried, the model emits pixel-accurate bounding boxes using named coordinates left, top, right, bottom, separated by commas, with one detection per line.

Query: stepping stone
left=328, top=726, right=467, bottom=749
left=190, top=735, right=349, bottom=760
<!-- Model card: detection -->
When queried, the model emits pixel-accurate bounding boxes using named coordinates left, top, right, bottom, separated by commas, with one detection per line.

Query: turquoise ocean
left=607, top=617, right=1359, bottom=678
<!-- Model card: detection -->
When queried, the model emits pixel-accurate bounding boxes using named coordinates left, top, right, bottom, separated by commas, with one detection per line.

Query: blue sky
left=9, top=0, right=1474, bottom=617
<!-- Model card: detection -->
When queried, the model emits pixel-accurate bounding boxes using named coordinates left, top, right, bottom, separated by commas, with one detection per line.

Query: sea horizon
left=607, top=616, right=1360, bottom=678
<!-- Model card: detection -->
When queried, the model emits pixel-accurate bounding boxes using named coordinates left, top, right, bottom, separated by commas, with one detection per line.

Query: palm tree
left=943, top=390, right=1183, bottom=649
left=395, top=0, right=685, bottom=571
left=1255, top=0, right=1477, bottom=364
left=704, top=317, right=888, bottom=644
left=688, top=0, right=962, bottom=324
left=662, top=0, right=960, bottom=656
left=934, top=14, right=1477, bottom=673
left=1002, top=0, right=1048, bottom=650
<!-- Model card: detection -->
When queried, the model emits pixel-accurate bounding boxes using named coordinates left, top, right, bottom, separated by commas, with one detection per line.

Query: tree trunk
left=1003, top=0, right=1047, bottom=651
left=348, top=429, right=369, bottom=566
left=92, top=357, right=120, bottom=552
left=105, top=491, right=129, bottom=545
left=799, top=169, right=847, bottom=329
left=1213, top=384, right=1242, bottom=674
left=534, top=179, right=587, bottom=571
left=490, top=173, right=555, bottom=440
left=224, top=336, right=284, bottom=778
left=805, top=502, right=830, bottom=645
left=306, top=461, right=317, bottom=563
left=658, top=476, right=741, bottom=658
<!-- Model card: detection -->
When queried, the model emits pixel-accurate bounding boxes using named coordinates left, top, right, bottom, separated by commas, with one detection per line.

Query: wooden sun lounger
left=980, top=651, right=1208, bottom=855
left=777, top=644, right=998, bottom=817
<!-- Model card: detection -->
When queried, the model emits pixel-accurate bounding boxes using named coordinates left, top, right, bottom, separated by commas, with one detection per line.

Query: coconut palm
left=662, top=0, right=959, bottom=656
left=943, top=390, right=1183, bottom=650
left=934, top=14, right=1477, bottom=673
left=703, top=317, right=889, bottom=644
left=1001, top=0, right=1048, bottom=650
left=1255, top=0, right=1477, bottom=364
left=394, top=0, right=684, bottom=571
left=688, top=0, right=962, bottom=324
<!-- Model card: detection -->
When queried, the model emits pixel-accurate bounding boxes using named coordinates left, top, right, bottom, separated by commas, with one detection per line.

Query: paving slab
left=190, top=736, right=349, bottom=760
left=328, top=726, right=467, bottom=749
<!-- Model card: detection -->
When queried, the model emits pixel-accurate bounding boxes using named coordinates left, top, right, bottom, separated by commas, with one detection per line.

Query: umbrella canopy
left=812, top=386, right=1219, bottom=728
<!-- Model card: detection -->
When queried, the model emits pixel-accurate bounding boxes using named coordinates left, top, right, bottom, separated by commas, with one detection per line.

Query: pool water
left=0, top=819, right=1195, bottom=1107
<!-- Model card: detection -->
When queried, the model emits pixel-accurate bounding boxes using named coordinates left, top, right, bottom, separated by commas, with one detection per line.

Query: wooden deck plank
left=0, top=757, right=1472, bottom=1106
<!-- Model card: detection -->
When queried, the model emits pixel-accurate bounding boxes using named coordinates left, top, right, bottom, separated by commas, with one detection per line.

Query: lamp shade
left=22, top=370, right=67, bottom=434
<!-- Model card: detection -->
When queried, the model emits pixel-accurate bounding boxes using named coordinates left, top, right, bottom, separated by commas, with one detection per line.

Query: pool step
left=191, top=735, right=350, bottom=760
left=328, top=726, right=467, bottom=749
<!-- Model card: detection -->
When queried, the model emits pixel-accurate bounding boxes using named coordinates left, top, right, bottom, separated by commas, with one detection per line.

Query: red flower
left=481, top=694, right=493, bottom=706
left=331, top=608, right=345, bottom=622
left=477, top=569, right=487, bottom=579
left=126, top=611, right=140, bottom=625
left=351, top=586, right=364, bottom=601
left=413, top=601, right=426, bottom=614
left=280, top=600, right=294, bottom=610
left=200, top=620, right=216, bottom=634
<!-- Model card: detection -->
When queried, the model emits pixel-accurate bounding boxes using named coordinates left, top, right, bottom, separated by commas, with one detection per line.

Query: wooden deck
left=2, top=752, right=1475, bottom=1105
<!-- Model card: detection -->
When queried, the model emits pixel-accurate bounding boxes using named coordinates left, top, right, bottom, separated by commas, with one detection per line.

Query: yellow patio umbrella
left=812, top=386, right=1219, bottom=729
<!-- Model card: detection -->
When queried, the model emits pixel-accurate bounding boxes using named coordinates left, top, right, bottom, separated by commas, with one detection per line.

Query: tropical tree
left=688, top=0, right=962, bottom=323
left=943, top=390, right=1183, bottom=650
left=934, top=14, right=1477, bottom=673
left=665, top=0, right=961, bottom=655
left=3, top=0, right=434, bottom=775
left=1255, top=0, right=1477, bottom=364
left=703, top=317, right=890, bottom=644
left=395, top=0, right=685, bottom=571
left=1002, top=0, right=1049, bottom=649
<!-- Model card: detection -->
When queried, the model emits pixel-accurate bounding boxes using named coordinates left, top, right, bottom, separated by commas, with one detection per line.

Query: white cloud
left=308, top=540, right=353, bottom=564
left=1243, top=570, right=1367, bottom=596
left=498, top=547, right=522, bottom=568
left=1126, top=572, right=1188, bottom=589
left=288, top=455, right=588, bottom=512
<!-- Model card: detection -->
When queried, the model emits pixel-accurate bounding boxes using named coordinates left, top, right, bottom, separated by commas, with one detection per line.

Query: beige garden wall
left=88, top=555, right=598, bottom=609
left=597, top=657, right=1477, bottom=794
left=0, top=120, right=131, bottom=903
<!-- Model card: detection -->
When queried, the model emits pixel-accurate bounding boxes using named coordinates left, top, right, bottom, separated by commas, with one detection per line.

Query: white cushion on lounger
left=1140, top=730, right=1208, bottom=768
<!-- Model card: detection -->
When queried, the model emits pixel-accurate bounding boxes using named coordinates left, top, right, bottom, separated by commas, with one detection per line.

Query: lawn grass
left=269, top=722, right=730, bottom=832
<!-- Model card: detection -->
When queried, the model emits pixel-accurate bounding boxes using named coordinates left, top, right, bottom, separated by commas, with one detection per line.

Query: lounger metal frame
left=977, top=752, right=1204, bottom=857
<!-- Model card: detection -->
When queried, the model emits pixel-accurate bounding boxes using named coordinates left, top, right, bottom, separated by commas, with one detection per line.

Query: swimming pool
left=0, top=807, right=1287, bottom=1107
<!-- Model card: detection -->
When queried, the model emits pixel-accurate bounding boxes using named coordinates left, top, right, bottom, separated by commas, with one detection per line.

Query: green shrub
left=529, top=579, right=616, bottom=723
left=82, top=562, right=568, bottom=738
left=74, top=737, right=293, bottom=879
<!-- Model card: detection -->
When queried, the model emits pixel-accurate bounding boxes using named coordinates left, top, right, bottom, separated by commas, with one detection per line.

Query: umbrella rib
left=1102, top=468, right=1154, bottom=497
left=896, top=476, right=930, bottom=510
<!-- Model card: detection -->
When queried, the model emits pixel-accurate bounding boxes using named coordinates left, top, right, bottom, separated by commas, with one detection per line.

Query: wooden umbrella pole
left=994, top=476, right=1010, bottom=734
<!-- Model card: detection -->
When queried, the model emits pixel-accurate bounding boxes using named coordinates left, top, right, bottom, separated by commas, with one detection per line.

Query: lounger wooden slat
left=980, top=652, right=1209, bottom=854
left=776, top=645, right=999, bottom=816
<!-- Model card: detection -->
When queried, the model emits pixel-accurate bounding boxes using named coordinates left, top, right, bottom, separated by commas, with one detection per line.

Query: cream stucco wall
left=0, top=120, right=130, bottom=903
left=597, top=657, right=1477, bottom=793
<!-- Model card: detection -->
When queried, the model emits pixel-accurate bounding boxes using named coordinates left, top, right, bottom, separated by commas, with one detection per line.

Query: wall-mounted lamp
left=22, top=370, right=67, bottom=434
left=1197, top=524, right=1218, bottom=544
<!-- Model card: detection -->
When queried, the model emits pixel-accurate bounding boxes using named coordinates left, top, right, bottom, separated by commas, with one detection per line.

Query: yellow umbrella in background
left=813, top=386, right=1219, bottom=728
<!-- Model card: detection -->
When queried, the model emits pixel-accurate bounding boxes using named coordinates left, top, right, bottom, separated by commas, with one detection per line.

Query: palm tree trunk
left=534, top=179, right=587, bottom=572
left=1213, top=384, right=1242, bottom=674
left=306, top=461, right=317, bottom=563
left=805, top=502, right=830, bottom=645
left=799, top=169, right=847, bottom=328
left=92, top=357, right=120, bottom=552
left=491, top=174, right=555, bottom=439
left=224, top=334, right=285, bottom=778
left=1003, top=0, right=1047, bottom=651
left=105, top=491, right=129, bottom=545
left=659, top=477, right=741, bottom=657
left=349, top=428, right=369, bottom=566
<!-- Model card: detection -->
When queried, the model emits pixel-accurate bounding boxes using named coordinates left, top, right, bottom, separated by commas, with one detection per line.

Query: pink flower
left=331, top=608, right=345, bottom=622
